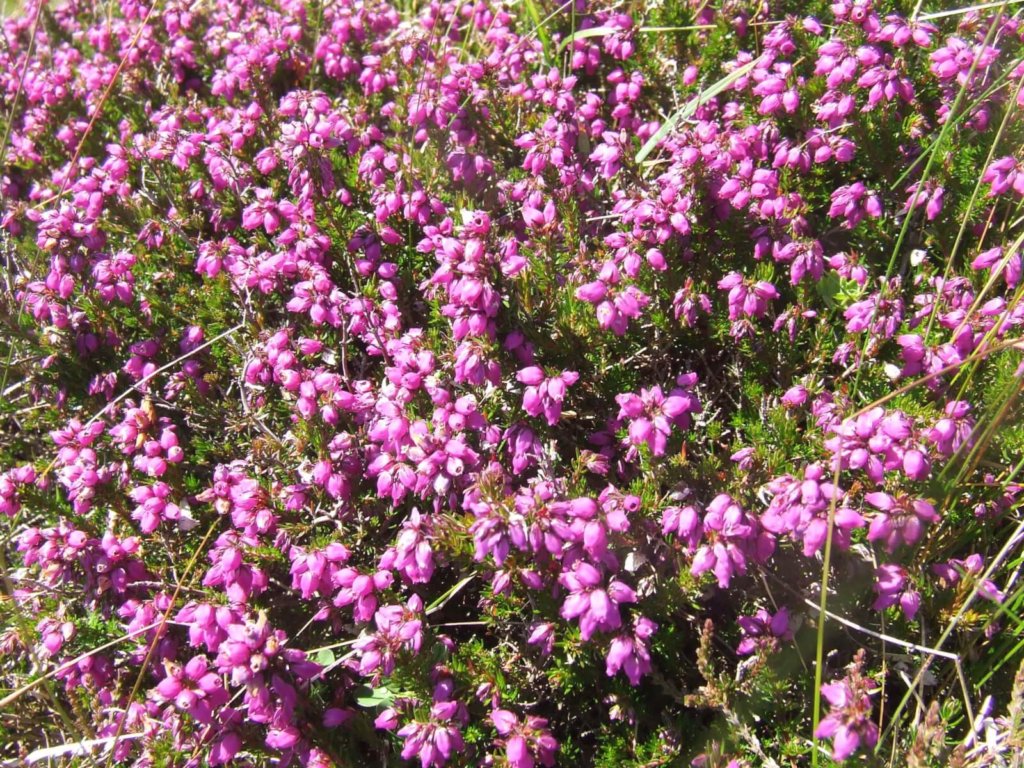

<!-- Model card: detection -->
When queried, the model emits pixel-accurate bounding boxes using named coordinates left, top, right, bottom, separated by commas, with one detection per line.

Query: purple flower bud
left=782, top=386, right=809, bottom=408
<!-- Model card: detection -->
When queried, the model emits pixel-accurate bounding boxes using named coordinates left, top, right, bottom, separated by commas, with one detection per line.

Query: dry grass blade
left=31, top=2, right=157, bottom=212
left=800, top=598, right=958, bottom=660
left=0, top=0, right=42, bottom=205
left=29, top=322, right=244, bottom=484
left=920, top=0, right=1024, bottom=20
left=877, top=516, right=1024, bottom=753
left=11, top=733, right=145, bottom=766
left=812, top=335, right=1024, bottom=763
left=0, top=621, right=163, bottom=710
left=101, top=518, right=221, bottom=767
left=81, top=322, right=245, bottom=429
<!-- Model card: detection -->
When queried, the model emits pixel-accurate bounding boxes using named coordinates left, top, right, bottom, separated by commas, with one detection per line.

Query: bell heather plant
left=2, top=0, right=1024, bottom=765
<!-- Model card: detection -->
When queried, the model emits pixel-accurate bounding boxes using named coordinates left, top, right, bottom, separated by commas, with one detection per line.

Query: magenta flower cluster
left=1, top=0, right=1022, bottom=765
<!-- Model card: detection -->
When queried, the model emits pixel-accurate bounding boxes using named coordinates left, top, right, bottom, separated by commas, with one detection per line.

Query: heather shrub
left=1, top=0, right=1024, bottom=766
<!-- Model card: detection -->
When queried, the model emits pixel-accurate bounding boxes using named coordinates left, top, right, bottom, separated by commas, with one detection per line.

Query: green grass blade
left=635, top=56, right=761, bottom=166
left=556, top=25, right=614, bottom=54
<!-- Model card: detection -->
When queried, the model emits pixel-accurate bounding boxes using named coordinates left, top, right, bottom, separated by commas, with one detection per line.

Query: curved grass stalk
left=520, top=0, right=552, bottom=62
left=635, top=56, right=762, bottom=167
left=943, top=230, right=1024, bottom=378
left=850, top=4, right=1011, bottom=401
left=0, top=0, right=42, bottom=204
left=0, top=620, right=164, bottom=710
left=888, top=58, right=1023, bottom=195
left=31, top=322, right=244, bottom=484
left=31, top=2, right=157, bottom=212
left=811, top=334, right=1024, bottom=763
left=920, top=0, right=1024, bottom=21
left=0, top=536, right=103, bottom=766
left=101, top=517, right=221, bottom=768
left=921, top=72, right=1024, bottom=343
left=811, top=464, right=841, bottom=768
left=875, top=512, right=1024, bottom=753
left=0, top=1, right=45, bottom=401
